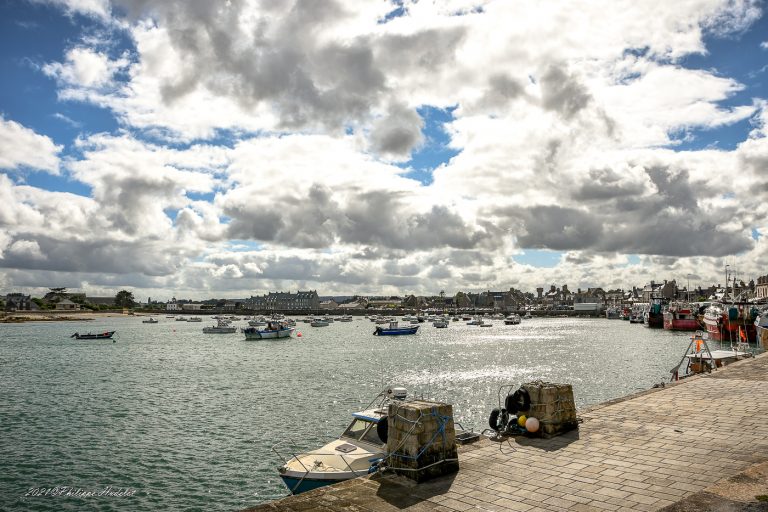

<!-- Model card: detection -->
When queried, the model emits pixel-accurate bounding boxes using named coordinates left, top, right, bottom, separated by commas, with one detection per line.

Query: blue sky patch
left=514, top=249, right=562, bottom=268
left=399, top=105, right=459, bottom=185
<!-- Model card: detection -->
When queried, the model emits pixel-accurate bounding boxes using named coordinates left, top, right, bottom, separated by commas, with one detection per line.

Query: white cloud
left=43, top=47, right=128, bottom=89
left=34, top=0, right=110, bottom=19
left=0, top=117, right=61, bottom=173
left=3, top=0, right=766, bottom=298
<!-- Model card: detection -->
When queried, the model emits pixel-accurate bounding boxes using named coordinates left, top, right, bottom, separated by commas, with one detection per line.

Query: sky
left=0, top=0, right=767, bottom=301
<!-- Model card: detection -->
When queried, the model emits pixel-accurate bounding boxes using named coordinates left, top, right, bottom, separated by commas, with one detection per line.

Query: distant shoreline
left=0, top=311, right=131, bottom=323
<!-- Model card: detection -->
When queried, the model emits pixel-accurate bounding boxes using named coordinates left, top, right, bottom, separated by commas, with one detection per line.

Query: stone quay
left=244, top=352, right=768, bottom=511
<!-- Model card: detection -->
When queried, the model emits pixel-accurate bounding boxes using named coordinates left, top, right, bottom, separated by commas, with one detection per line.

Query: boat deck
left=244, top=352, right=768, bottom=511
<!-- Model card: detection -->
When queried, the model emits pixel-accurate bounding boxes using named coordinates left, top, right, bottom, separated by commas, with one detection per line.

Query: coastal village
left=5, top=275, right=768, bottom=314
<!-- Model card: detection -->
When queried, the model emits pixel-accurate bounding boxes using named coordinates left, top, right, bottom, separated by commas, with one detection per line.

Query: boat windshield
left=341, top=418, right=372, bottom=440
left=341, top=418, right=384, bottom=445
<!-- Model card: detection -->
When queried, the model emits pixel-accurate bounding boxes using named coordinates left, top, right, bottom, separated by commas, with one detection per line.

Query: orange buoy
left=297, top=332, right=302, bottom=337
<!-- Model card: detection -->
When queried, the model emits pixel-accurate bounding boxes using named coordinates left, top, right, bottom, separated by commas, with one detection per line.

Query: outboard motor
left=386, top=387, right=407, bottom=400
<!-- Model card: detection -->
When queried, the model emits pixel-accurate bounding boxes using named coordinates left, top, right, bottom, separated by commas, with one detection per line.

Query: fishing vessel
left=373, top=321, right=419, bottom=335
left=645, top=299, right=665, bottom=328
left=142, top=317, right=158, bottom=324
left=663, top=302, right=700, bottom=331
left=702, top=303, right=758, bottom=343
left=275, top=387, right=407, bottom=494
left=243, top=321, right=294, bottom=340
left=504, top=314, right=521, bottom=325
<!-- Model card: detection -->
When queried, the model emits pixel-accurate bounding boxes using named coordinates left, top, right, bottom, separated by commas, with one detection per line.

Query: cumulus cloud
left=43, top=47, right=127, bottom=89
left=2, top=0, right=767, bottom=298
left=369, top=103, right=424, bottom=159
left=0, top=117, right=61, bottom=173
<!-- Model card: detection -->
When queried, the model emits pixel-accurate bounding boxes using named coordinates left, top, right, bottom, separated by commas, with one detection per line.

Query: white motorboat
left=202, top=318, right=236, bottom=334
left=275, top=387, right=407, bottom=494
left=433, top=319, right=449, bottom=328
left=504, top=314, right=521, bottom=325
left=310, top=318, right=329, bottom=327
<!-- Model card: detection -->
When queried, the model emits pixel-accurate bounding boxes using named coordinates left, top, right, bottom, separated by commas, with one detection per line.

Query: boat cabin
left=341, top=409, right=386, bottom=447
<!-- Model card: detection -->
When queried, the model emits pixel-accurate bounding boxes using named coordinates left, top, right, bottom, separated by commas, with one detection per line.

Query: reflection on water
left=0, top=316, right=739, bottom=511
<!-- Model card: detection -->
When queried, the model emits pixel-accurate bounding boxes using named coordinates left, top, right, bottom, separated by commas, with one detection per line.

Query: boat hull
left=244, top=328, right=293, bottom=340
left=663, top=310, right=699, bottom=331
left=663, top=317, right=699, bottom=331
left=279, top=475, right=338, bottom=495
left=71, top=331, right=115, bottom=339
left=374, top=326, right=419, bottom=335
left=202, top=327, right=237, bottom=333
left=704, top=314, right=757, bottom=343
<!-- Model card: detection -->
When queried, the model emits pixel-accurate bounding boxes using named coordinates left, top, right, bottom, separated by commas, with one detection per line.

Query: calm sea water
left=0, top=316, right=739, bottom=511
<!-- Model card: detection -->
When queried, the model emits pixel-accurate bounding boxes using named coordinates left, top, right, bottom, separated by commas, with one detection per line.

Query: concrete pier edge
left=244, top=352, right=768, bottom=512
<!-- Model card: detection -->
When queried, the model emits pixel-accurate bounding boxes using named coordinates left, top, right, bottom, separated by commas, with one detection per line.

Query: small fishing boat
left=248, top=317, right=267, bottom=327
left=202, top=318, right=237, bottom=334
left=70, top=331, right=116, bottom=340
left=310, top=318, right=330, bottom=327
left=504, top=314, right=521, bottom=325
left=142, top=317, right=158, bottom=324
left=373, top=321, right=419, bottom=336
left=433, top=318, right=449, bottom=328
left=663, top=302, right=700, bottom=331
left=275, top=387, right=407, bottom=494
left=523, top=312, right=532, bottom=319
left=243, top=321, right=294, bottom=340
left=187, top=316, right=203, bottom=323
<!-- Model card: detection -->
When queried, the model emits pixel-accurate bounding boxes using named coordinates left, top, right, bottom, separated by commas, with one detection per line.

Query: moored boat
left=629, top=306, right=645, bottom=324
left=703, top=303, right=758, bottom=343
left=70, top=330, right=115, bottom=340
left=645, top=299, right=665, bottom=328
left=275, top=387, right=407, bottom=494
left=663, top=302, right=700, bottom=331
left=373, top=321, right=419, bottom=335
left=310, top=318, right=330, bottom=327
left=142, top=317, right=158, bottom=324
left=504, top=314, right=521, bottom=325
left=244, top=321, right=294, bottom=340
left=202, top=318, right=237, bottom=334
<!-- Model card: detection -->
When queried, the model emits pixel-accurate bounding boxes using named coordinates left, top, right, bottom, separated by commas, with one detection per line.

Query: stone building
left=247, top=290, right=320, bottom=310
left=756, top=275, right=768, bottom=302
left=5, top=293, right=35, bottom=311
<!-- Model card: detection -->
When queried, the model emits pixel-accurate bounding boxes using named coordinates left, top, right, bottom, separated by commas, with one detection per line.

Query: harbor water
left=0, top=316, right=743, bottom=511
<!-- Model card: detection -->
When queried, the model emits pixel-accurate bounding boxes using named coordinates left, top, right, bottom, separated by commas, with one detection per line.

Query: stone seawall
left=244, top=353, right=768, bottom=512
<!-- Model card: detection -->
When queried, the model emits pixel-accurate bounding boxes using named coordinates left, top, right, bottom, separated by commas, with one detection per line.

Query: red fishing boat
left=663, top=303, right=700, bottom=331
left=702, top=303, right=758, bottom=343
